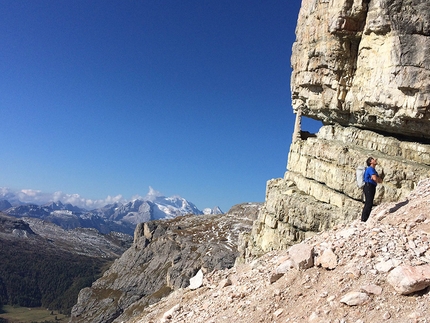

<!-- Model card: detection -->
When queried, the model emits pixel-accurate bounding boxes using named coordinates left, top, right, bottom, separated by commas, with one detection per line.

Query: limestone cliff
left=292, top=0, right=430, bottom=139
left=244, top=0, right=430, bottom=257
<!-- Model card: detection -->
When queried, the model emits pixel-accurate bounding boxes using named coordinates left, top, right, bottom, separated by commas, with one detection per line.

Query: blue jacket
left=364, top=167, right=378, bottom=186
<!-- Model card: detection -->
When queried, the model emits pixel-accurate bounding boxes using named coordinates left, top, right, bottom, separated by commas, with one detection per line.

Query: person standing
left=361, top=157, right=383, bottom=222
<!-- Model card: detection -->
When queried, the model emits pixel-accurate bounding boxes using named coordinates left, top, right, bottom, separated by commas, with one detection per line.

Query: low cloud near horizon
left=0, top=187, right=148, bottom=210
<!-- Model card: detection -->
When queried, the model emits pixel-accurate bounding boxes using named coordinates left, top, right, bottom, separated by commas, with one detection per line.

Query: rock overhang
left=291, top=0, right=430, bottom=140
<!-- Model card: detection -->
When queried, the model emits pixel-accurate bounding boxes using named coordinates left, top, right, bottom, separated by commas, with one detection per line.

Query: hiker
left=361, top=157, right=383, bottom=222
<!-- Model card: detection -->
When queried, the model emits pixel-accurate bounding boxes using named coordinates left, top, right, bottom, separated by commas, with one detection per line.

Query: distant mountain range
left=0, top=194, right=223, bottom=235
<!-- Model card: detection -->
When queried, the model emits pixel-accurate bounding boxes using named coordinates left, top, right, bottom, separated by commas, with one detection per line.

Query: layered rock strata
left=244, top=124, right=430, bottom=257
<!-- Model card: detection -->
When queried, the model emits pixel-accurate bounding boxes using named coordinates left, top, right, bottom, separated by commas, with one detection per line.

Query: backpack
left=356, top=166, right=367, bottom=188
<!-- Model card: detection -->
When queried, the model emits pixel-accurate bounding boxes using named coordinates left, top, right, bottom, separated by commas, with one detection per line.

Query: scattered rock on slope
left=70, top=203, right=260, bottom=323
left=129, top=179, right=430, bottom=323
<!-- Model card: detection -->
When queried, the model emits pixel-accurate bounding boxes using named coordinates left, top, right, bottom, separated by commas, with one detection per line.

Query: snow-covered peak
left=1, top=187, right=226, bottom=235
left=142, top=187, right=203, bottom=216
left=203, top=206, right=224, bottom=215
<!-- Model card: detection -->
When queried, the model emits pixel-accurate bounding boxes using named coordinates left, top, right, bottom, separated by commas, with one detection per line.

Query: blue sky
left=0, top=0, right=319, bottom=211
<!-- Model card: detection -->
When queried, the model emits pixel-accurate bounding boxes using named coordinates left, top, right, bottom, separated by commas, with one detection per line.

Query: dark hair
left=366, top=157, right=374, bottom=167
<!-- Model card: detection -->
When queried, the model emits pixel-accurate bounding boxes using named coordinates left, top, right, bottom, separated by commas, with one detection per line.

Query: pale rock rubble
left=130, top=179, right=430, bottom=323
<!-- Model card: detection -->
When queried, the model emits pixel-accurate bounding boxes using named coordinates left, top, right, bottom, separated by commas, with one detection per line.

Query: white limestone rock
left=189, top=269, right=204, bottom=290
left=288, top=243, right=314, bottom=270
left=387, top=264, right=430, bottom=295
left=340, top=292, right=370, bottom=306
left=316, top=248, right=338, bottom=270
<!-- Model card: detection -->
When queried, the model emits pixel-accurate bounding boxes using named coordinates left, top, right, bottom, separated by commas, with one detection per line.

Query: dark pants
left=361, top=183, right=376, bottom=222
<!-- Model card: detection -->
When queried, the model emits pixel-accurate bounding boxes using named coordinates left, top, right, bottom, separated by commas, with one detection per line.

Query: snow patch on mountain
left=203, top=206, right=223, bottom=215
left=1, top=187, right=224, bottom=235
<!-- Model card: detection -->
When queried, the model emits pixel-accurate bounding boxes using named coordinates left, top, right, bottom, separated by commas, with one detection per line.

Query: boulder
left=189, top=269, right=204, bottom=290
left=316, top=248, right=338, bottom=270
left=387, top=264, right=430, bottom=295
left=288, top=243, right=314, bottom=270
left=340, top=292, right=369, bottom=306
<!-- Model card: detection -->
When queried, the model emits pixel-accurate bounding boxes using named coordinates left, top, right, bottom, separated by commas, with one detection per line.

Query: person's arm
left=371, top=174, right=382, bottom=183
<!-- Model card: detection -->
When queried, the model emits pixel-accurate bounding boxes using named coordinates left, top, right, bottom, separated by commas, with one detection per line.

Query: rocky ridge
left=0, top=213, right=131, bottom=258
left=0, top=212, right=132, bottom=313
left=24, top=217, right=132, bottom=258
left=69, top=203, right=260, bottom=323
left=129, top=178, right=430, bottom=323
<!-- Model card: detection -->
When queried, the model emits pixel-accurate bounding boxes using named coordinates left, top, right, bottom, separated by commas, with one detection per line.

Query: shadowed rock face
left=291, top=0, right=430, bottom=139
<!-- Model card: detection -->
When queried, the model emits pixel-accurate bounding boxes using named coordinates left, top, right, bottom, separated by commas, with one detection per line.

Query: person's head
left=366, top=157, right=377, bottom=167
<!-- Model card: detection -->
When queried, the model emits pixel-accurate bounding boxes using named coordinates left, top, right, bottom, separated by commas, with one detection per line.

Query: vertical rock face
left=245, top=0, right=430, bottom=257
left=291, top=0, right=430, bottom=139
left=245, top=125, right=430, bottom=256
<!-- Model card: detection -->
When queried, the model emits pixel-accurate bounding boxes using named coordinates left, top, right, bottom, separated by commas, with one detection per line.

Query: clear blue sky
left=0, top=0, right=318, bottom=211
